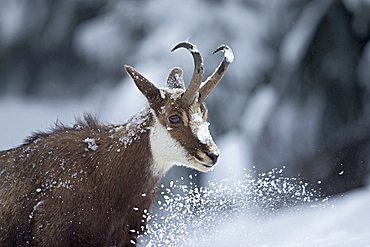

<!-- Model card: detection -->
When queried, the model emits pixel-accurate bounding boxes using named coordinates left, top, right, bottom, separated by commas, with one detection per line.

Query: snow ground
left=201, top=186, right=370, bottom=247
left=139, top=173, right=370, bottom=247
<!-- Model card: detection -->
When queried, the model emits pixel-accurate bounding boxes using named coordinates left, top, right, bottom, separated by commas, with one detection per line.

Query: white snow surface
left=203, top=187, right=370, bottom=247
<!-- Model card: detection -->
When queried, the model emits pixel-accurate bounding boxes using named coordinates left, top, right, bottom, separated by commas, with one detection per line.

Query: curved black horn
left=171, top=41, right=204, bottom=105
left=198, top=44, right=233, bottom=103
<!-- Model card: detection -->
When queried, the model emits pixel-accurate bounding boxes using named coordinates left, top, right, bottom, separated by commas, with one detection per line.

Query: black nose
left=207, top=153, right=219, bottom=165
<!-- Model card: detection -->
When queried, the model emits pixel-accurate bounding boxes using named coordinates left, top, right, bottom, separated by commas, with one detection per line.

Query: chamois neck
left=109, top=107, right=152, bottom=149
left=104, top=107, right=161, bottom=203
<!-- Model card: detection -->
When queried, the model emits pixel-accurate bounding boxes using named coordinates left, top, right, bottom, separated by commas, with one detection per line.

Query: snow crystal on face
left=160, top=106, right=166, bottom=114
left=160, top=90, right=166, bottom=99
left=197, top=122, right=212, bottom=144
left=190, top=112, right=214, bottom=147
left=191, top=112, right=203, bottom=123
left=187, top=104, right=220, bottom=156
left=83, top=138, right=98, bottom=151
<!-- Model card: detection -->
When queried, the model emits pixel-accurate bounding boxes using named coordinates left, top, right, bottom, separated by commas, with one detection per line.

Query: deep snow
left=198, top=186, right=370, bottom=247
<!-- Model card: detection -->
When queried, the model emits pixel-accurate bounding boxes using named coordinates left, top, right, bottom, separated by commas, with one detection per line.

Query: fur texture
left=0, top=111, right=158, bottom=246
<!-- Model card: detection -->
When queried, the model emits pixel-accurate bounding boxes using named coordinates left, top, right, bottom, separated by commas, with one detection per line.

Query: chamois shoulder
left=22, top=113, right=106, bottom=146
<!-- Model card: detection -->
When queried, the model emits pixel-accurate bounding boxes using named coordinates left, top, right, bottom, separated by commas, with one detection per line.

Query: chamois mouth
left=193, top=157, right=209, bottom=166
left=200, top=161, right=213, bottom=168
left=202, top=164, right=214, bottom=170
left=194, top=152, right=218, bottom=168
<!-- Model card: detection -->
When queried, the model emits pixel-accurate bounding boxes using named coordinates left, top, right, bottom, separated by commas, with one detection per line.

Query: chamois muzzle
left=207, top=153, right=219, bottom=166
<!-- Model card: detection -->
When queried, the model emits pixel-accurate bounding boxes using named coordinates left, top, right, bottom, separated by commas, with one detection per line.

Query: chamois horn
left=198, top=44, right=234, bottom=103
left=171, top=41, right=204, bottom=105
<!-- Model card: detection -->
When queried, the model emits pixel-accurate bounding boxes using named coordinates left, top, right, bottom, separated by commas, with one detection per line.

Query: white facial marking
left=189, top=106, right=219, bottom=156
left=149, top=110, right=190, bottom=176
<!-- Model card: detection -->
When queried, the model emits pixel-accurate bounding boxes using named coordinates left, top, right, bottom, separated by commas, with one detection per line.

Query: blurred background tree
left=0, top=0, right=369, bottom=197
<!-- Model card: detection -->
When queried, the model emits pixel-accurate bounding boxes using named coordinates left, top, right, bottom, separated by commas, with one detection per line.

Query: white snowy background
left=1, top=0, right=370, bottom=246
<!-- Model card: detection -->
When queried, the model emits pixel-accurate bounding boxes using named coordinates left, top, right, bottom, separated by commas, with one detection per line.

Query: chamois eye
left=168, top=114, right=183, bottom=124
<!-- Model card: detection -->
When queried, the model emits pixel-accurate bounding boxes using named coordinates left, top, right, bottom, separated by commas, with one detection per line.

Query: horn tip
left=124, top=65, right=137, bottom=77
left=171, top=41, right=198, bottom=53
left=212, top=45, right=234, bottom=63
left=124, top=65, right=132, bottom=71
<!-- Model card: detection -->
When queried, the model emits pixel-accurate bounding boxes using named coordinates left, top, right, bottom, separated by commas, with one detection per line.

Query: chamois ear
left=125, top=65, right=162, bottom=104
left=166, top=67, right=185, bottom=89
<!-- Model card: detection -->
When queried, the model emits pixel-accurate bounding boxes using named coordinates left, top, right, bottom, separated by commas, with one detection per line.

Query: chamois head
left=125, top=41, right=233, bottom=174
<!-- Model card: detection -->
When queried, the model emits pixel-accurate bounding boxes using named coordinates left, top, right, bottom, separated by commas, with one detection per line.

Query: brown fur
left=0, top=110, right=159, bottom=246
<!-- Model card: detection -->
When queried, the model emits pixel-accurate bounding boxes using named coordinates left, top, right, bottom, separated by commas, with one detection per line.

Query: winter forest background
left=1, top=0, right=370, bottom=246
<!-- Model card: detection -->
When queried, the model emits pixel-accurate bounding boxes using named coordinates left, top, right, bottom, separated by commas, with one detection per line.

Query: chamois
left=0, top=41, right=233, bottom=246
